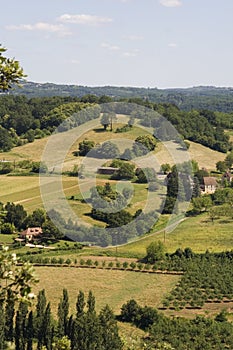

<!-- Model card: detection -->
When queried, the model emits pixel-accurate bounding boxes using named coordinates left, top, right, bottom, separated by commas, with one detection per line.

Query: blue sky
left=1, top=0, right=233, bottom=88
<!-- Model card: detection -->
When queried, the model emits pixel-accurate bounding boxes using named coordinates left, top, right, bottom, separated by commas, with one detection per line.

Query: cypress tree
left=26, top=311, right=33, bottom=350
left=85, top=291, right=101, bottom=350
left=43, top=303, right=53, bottom=350
left=57, top=289, right=69, bottom=337
left=71, top=291, right=86, bottom=350
left=15, top=301, right=28, bottom=350
left=35, top=289, right=47, bottom=350
left=0, top=302, right=5, bottom=350
left=4, top=289, right=15, bottom=342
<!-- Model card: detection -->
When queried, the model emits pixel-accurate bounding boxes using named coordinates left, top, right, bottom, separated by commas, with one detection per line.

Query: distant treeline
left=7, top=81, right=233, bottom=112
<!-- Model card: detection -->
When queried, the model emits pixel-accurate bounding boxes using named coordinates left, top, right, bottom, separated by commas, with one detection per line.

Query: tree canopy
left=0, top=45, right=25, bottom=91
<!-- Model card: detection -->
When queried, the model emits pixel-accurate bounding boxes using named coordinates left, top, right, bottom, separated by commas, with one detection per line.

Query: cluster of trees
left=63, top=209, right=158, bottom=246
left=77, top=134, right=157, bottom=161
left=162, top=162, right=193, bottom=214
left=89, top=182, right=146, bottom=229
left=120, top=299, right=233, bottom=350
left=216, top=150, right=233, bottom=173
left=0, top=287, right=123, bottom=350
left=0, top=160, right=48, bottom=175
left=0, top=203, right=63, bottom=240
left=135, top=103, right=231, bottom=152
left=0, top=95, right=100, bottom=151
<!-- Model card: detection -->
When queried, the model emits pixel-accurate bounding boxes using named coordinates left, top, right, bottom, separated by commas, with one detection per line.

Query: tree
left=120, top=299, right=140, bottom=323
left=113, top=162, right=135, bottom=180
left=24, top=208, right=46, bottom=228
left=0, top=246, right=38, bottom=302
left=0, top=127, right=13, bottom=152
left=0, top=45, right=25, bottom=91
left=136, top=167, right=156, bottom=183
left=94, top=141, right=120, bottom=159
left=5, top=202, right=27, bottom=230
left=26, top=311, right=34, bottom=350
left=42, top=219, right=63, bottom=240
left=0, top=302, right=4, bottom=350
left=135, top=135, right=157, bottom=152
left=160, top=163, right=171, bottom=174
left=71, top=291, right=86, bottom=350
left=146, top=241, right=165, bottom=263
left=99, top=305, right=123, bottom=350
left=78, top=139, right=95, bottom=156
left=225, top=151, right=233, bottom=168
left=4, top=290, right=15, bottom=342
left=100, top=113, right=111, bottom=130
left=57, top=289, right=69, bottom=338
left=43, top=303, right=53, bottom=350
left=52, top=336, right=71, bottom=350
left=192, top=195, right=212, bottom=214
left=15, top=301, right=28, bottom=350
left=0, top=223, right=14, bottom=234
left=216, top=161, right=227, bottom=173
left=35, top=290, right=47, bottom=350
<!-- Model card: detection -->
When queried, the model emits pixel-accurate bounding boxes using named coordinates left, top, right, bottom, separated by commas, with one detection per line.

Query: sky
left=1, top=0, right=233, bottom=88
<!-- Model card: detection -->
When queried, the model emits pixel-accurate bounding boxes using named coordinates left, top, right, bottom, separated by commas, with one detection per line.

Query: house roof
left=203, top=177, right=217, bottom=186
left=20, top=227, right=42, bottom=237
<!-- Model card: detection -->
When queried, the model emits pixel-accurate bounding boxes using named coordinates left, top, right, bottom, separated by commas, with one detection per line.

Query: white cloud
left=159, top=0, right=182, bottom=7
left=168, top=43, right=178, bottom=48
left=101, top=42, right=120, bottom=51
left=6, top=22, right=71, bottom=36
left=124, top=35, right=144, bottom=41
left=58, top=14, right=113, bottom=26
left=70, top=59, right=80, bottom=65
left=122, top=49, right=139, bottom=57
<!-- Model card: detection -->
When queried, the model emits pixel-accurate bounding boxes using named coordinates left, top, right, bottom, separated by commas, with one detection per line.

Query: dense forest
left=7, top=81, right=233, bottom=112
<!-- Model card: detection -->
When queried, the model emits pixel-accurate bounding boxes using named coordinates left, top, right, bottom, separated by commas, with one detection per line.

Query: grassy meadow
left=33, top=266, right=180, bottom=315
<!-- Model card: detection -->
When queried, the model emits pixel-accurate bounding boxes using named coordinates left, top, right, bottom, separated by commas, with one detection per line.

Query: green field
left=33, top=266, right=179, bottom=315
left=110, top=213, right=233, bottom=256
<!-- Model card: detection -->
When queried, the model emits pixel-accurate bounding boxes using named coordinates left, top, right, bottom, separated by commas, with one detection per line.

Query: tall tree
left=15, top=301, right=28, bottom=350
left=57, top=289, right=69, bottom=337
left=35, top=289, right=47, bottom=350
left=85, top=291, right=101, bottom=350
left=26, top=311, right=33, bottom=350
left=0, top=302, right=5, bottom=350
left=71, top=291, right=86, bottom=350
left=99, top=305, right=123, bottom=350
left=4, top=289, right=15, bottom=342
left=43, top=303, right=53, bottom=350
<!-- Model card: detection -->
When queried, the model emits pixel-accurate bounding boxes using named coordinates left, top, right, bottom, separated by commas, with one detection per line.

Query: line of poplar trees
left=0, top=289, right=123, bottom=350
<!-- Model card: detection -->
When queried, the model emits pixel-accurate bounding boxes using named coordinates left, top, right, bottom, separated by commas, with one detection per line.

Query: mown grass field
left=33, top=266, right=180, bottom=316
left=110, top=213, right=233, bottom=256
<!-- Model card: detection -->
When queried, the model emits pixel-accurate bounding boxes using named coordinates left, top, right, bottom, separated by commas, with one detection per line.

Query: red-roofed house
left=20, top=227, right=42, bottom=242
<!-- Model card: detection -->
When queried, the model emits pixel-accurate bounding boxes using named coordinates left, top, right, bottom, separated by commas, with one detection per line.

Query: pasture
left=33, top=266, right=180, bottom=315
